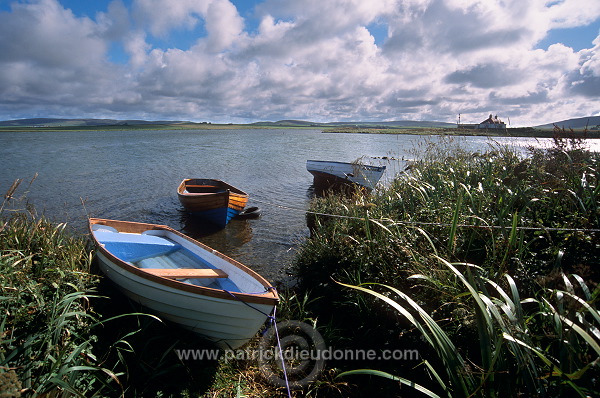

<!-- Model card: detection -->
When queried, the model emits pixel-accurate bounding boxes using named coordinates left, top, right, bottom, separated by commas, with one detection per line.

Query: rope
left=271, top=305, right=293, bottom=398
left=251, top=197, right=600, bottom=233
left=224, top=288, right=292, bottom=398
left=223, top=289, right=274, bottom=319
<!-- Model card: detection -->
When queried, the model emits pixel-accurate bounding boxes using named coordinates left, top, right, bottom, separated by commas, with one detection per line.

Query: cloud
left=545, top=0, right=600, bottom=29
left=565, top=37, right=600, bottom=98
left=445, top=64, right=525, bottom=88
left=133, top=0, right=244, bottom=51
left=96, top=0, right=130, bottom=41
left=0, top=0, right=599, bottom=125
left=132, top=0, right=210, bottom=37
left=0, top=0, right=108, bottom=68
left=0, top=0, right=127, bottom=117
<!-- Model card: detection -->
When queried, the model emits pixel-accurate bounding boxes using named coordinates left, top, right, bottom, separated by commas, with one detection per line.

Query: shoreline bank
left=2, top=123, right=600, bottom=138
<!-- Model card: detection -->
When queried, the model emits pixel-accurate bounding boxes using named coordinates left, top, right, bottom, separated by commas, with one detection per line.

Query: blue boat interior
left=93, top=227, right=240, bottom=291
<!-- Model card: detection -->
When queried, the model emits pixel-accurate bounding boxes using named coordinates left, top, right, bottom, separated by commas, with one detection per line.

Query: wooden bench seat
left=144, top=268, right=229, bottom=279
left=184, top=185, right=227, bottom=194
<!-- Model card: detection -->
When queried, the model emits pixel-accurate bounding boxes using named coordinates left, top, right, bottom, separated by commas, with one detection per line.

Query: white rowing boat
left=306, top=160, right=386, bottom=191
left=89, top=218, right=278, bottom=349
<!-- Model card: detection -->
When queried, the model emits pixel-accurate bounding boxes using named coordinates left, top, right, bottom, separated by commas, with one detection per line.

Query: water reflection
left=306, top=186, right=316, bottom=199
left=180, top=210, right=254, bottom=254
left=179, top=211, right=226, bottom=238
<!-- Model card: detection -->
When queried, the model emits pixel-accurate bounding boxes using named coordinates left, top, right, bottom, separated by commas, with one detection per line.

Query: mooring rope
left=224, top=288, right=292, bottom=398
left=250, top=197, right=600, bottom=233
left=271, top=305, right=293, bottom=398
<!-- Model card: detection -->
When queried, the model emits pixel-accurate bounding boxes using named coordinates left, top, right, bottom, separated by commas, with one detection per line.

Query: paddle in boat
left=177, top=178, right=249, bottom=228
left=306, top=160, right=386, bottom=193
left=89, top=218, right=278, bottom=349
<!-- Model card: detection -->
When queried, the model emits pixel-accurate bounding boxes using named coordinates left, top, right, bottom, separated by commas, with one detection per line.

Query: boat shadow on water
left=179, top=210, right=254, bottom=250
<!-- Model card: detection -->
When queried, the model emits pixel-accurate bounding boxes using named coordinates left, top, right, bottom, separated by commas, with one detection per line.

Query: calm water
left=0, top=128, right=591, bottom=284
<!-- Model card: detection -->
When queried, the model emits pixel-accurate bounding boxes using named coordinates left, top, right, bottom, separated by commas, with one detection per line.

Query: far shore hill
left=1, top=116, right=600, bottom=138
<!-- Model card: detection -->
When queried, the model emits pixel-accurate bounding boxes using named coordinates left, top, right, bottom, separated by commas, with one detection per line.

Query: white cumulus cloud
left=0, top=0, right=599, bottom=125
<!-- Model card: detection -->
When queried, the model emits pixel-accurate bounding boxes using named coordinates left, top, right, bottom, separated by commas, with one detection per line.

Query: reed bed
left=0, top=183, right=169, bottom=397
left=0, top=193, right=120, bottom=396
left=338, top=263, right=600, bottom=397
left=295, top=134, right=600, bottom=396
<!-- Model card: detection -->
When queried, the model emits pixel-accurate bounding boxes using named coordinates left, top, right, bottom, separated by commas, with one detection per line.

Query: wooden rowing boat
left=306, top=160, right=386, bottom=192
left=177, top=179, right=249, bottom=228
left=89, top=218, right=278, bottom=349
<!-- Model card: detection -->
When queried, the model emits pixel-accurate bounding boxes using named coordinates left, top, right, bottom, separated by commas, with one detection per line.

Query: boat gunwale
left=177, top=178, right=249, bottom=198
left=89, top=218, right=278, bottom=306
left=306, top=159, right=386, bottom=172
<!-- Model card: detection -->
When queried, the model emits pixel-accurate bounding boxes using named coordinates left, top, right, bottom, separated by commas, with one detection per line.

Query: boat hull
left=90, top=218, right=277, bottom=349
left=177, top=179, right=249, bottom=227
left=306, top=160, right=386, bottom=192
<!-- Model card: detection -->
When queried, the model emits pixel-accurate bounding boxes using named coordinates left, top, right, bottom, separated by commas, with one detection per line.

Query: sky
left=0, top=0, right=599, bottom=126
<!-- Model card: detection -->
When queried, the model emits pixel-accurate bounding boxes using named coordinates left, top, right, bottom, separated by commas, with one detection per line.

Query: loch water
left=0, top=128, right=587, bottom=284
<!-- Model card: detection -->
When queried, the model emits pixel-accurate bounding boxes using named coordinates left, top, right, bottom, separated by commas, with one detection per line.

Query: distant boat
left=89, top=218, right=278, bottom=349
left=177, top=179, right=249, bottom=227
left=306, top=160, right=386, bottom=192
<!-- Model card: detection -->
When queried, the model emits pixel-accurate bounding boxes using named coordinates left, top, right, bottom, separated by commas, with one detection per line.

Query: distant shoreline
left=1, top=123, right=599, bottom=139
left=322, top=126, right=600, bottom=139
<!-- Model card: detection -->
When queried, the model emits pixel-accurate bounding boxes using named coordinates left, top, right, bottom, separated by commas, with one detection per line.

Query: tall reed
left=299, top=136, right=599, bottom=294
left=294, top=135, right=600, bottom=394
left=0, top=181, right=134, bottom=396
left=337, top=261, right=600, bottom=397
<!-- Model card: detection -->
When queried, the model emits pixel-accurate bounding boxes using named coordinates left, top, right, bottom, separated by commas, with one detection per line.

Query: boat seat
left=184, top=186, right=226, bottom=194
left=91, top=224, right=118, bottom=233
left=144, top=268, right=228, bottom=279
left=93, top=230, right=176, bottom=245
left=93, top=230, right=180, bottom=262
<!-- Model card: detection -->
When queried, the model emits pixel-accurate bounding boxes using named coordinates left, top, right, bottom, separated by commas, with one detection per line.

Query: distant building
left=477, top=114, right=506, bottom=130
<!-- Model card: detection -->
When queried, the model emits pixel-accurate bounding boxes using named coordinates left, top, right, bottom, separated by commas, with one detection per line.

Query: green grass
left=0, top=184, right=175, bottom=397
left=293, top=133, right=600, bottom=395
left=0, top=192, right=121, bottom=396
left=337, top=263, right=600, bottom=397
left=300, top=134, right=599, bottom=289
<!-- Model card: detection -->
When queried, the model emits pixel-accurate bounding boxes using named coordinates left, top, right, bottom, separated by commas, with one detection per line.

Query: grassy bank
left=292, top=133, right=600, bottom=396
left=3, top=122, right=599, bottom=139
left=0, top=186, right=116, bottom=396
left=323, top=126, right=600, bottom=138
left=0, top=123, right=279, bottom=133
left=0, top=186, right=223, bottom=397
